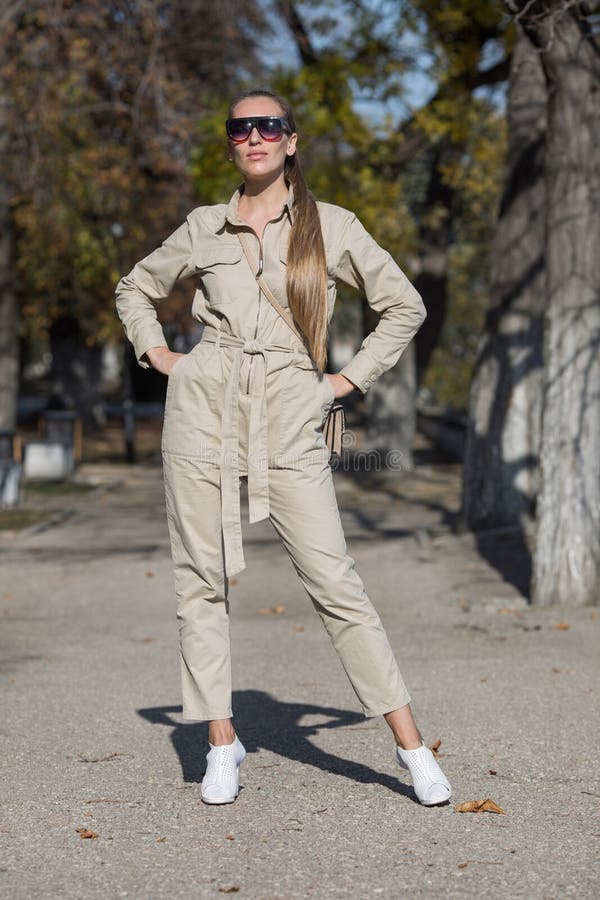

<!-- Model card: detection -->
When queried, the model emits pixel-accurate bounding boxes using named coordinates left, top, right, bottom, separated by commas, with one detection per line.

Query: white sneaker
left=396, top=743, right=452, bottom=806
left=201, top=736, right=246, bottom=805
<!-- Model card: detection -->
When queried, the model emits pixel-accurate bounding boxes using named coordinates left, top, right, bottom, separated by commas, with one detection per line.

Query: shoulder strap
left=237, top=231, right=306, bottom=347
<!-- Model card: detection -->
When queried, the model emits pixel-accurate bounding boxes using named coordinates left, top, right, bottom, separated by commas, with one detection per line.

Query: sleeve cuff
left=133, top=327, right=169, bottom=369
left=338, top=352, right=380, bottom=395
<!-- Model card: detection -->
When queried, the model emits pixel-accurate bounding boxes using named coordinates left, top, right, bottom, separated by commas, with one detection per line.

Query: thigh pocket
left=162, top=343, right=221, bottom=460
left=275, top=365, right=335, bottom=458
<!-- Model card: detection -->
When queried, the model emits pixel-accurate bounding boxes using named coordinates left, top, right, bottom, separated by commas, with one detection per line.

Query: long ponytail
left=228, top=90, right=329, bottom=370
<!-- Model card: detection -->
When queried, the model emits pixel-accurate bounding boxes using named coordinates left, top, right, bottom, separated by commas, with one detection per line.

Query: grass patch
left=23, top=480, right=98, bottom=496
left=0, top=509, right=51, bottom=531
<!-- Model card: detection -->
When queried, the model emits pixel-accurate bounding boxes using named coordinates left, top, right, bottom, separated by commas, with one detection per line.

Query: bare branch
left=276, top=0, right=319, bottom=65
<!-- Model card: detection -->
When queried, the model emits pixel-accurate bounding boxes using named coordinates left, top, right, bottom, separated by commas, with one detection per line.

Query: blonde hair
left=228, top=90, right=329, bottom=370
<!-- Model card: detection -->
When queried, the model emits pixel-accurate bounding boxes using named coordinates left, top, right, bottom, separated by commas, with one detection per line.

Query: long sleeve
left=114, top=217, right=197, bottom=368
left=333, top=214, right=426, bottom=394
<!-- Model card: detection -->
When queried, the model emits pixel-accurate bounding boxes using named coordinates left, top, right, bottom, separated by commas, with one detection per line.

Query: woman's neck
left=239, top=175, right=289, bottom=216
left=236, top=175, right=290, bottom=239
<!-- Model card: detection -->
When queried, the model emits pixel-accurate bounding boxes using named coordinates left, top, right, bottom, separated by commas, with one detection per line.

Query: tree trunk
left=48, top=316, right=105, bottom=428
left=413, top=142, right=456, bottom=386
left=523, top=1, right=600, bottom=606
left=0, top=92, right=19, bottom=432
left=361, top=302, right=417, bottom=470
left=364, top=348, right=417, bottom=471
left=462, top=30, right=547, bottom=529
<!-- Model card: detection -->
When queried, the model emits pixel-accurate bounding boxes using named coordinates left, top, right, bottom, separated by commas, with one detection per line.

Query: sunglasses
left=225, top=116, right=292, bottom=143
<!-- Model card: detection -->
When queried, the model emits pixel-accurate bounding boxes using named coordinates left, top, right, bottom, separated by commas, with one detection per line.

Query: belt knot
left=242, top=339, right=263, bottom=355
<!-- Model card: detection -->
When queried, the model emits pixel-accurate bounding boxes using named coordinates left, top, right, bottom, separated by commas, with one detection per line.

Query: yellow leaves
left=553, top=622, right=570, bottom=631
left=455, top=798, right=506, bottom=815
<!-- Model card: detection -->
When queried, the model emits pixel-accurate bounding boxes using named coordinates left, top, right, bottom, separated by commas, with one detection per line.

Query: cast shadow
left=137, top=689, right=416, bottom=801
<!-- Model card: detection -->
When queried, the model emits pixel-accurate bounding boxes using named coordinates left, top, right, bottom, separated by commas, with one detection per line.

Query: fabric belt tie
left=200, top=324, right=308, bottom=578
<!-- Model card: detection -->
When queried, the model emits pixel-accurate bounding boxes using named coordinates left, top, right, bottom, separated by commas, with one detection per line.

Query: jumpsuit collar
left=219, top=181, right=295, bottom=230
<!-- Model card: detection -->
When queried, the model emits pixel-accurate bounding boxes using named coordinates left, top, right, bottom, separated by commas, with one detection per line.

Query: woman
left=115, top=89, right=452, bottom=807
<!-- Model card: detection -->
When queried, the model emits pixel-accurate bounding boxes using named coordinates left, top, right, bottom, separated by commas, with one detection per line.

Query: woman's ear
left=287, top=132, right=298, bottom=156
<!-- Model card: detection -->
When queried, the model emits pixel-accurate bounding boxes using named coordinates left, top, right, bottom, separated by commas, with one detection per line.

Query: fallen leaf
left=480, top=676, right=488, bottom=682
left=78, top=752, right=133, bottom=764
left=218, top=888, right=240, bottom=895
left=489, top=769, right=497, bottom=776
left=226, top=834, right=235, bottom=840
left=142, top=637, right=155, bottom=643
left=553, top=622, right=570, bottom=630
left=256, top=604, right=285, bottom=615
left=460, top=598, right=471, bottom=612
left=76, top=827, right=99, bottom=839
left=552, top=667, right=561, bottom=673
left=455, top=798, right=506, bottom=815
left=145, top=571, right=154, bottom=578
left=156, top=837, right=167, bottom=843
left=458, top=862, right=468, bottom=869
left=230, top=578, right=238, bottom=586
left=429, top=739, right=442, bottom=756
left=294, top=625, right=305, bottom=632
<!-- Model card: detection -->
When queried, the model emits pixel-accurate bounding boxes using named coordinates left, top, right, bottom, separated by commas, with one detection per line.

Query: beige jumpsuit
left=115, top=182, right=427, bottom=722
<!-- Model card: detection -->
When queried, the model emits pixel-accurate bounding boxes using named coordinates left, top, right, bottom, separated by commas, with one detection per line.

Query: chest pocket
left=194, top=239, right=244, bottom=306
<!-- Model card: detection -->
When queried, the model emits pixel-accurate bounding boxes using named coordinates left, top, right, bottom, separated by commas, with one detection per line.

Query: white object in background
left=23, top=442, right=75, bottom=481
left=0, top=461, right=22, bottom=508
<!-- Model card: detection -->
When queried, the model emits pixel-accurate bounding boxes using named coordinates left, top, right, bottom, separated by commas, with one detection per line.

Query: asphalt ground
left=1, top=460, right=598, bottom=898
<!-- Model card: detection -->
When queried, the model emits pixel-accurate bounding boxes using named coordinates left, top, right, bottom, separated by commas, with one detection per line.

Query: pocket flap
left=194, top=240, right=243, bottom=269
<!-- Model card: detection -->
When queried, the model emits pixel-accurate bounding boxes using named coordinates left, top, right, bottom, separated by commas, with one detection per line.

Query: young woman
left=115, top=89, right=452, bottom=807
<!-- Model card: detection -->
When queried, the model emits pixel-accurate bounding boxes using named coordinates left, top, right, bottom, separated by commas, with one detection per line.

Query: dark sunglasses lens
left=227, top=119, right=253, bottom=142
left=257, top=118, right=284, bottom=140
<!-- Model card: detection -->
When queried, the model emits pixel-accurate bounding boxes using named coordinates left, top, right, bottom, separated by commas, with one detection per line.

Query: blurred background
left=1, top=0, right=598, bottom=606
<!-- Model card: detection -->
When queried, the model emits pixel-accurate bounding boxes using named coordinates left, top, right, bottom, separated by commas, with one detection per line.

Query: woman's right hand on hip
left=145, top=346, right=185, bottom=375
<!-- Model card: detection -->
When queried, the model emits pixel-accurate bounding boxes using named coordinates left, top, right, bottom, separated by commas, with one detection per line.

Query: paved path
left=1, top=461, right=598, bottom=898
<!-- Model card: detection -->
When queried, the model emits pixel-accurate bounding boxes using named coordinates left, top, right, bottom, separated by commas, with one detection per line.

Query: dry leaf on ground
left=256, top=604, right=285, bottom=615
left=429, top=739, right=442, bottom=756
left=553, top=622, right=570, bottom=630
left=76, top=827, right=99, bottom=839
left=455, top=798, right=506, bottom=815
left=218, top=888, right=240, bottom=895
left=78, top=752, right=133, bottom=763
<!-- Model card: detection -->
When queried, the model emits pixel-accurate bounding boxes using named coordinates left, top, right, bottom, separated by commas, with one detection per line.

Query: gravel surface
left=1, top=461, right=598, bottom=899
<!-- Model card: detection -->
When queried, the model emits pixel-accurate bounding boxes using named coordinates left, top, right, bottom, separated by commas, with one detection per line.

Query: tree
left=403, top=0, right=512, bottom=388
left=462, top=29, right=547, bottom=529
left=505, top=0, right=600, bottom=606
left=265, top=2, right=510, bottom=463
left=0, top=1, right=25, bottom=431
left=0, top=0, right=268, bottom=424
